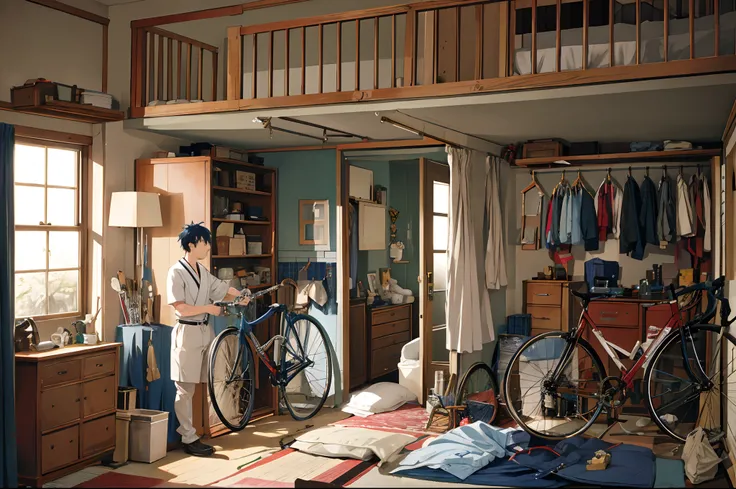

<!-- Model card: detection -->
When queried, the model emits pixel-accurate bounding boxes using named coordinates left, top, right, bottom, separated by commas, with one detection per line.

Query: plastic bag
left=682, top=428, right=721, bottom=484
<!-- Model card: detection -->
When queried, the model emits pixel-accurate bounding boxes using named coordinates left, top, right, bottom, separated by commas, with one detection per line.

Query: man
left=166, top=222, right=250, bottom=457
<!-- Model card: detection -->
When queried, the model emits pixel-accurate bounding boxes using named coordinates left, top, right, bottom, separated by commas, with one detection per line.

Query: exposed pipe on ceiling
left=277, top=116, right=368, bottom=140
left=254, top=117, right=327, bottom=143
left=394, top=110, right=505, bottom=148
left=379, top=116, right=500, bottom=155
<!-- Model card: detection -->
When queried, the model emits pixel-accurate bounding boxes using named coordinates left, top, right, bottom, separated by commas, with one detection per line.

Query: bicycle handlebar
left=671, top=276, right=726, bottom=326
left=214, top=283, right=283, bottom=309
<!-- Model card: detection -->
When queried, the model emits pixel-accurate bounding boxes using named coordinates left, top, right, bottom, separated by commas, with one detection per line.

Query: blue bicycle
left=207, top=282, right=333, bottom=431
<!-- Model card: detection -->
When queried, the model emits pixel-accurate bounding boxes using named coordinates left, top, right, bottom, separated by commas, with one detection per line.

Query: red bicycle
left=503, top=277, right=736, bottom=442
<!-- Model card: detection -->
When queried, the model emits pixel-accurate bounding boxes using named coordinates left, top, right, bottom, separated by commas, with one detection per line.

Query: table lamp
left=108, top=191, right=163, bottom=287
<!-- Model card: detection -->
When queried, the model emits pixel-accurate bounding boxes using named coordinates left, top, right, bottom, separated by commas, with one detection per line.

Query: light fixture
left=108, top=191, right=163, bottom=287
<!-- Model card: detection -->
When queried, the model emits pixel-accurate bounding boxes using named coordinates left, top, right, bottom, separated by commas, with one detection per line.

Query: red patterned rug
left=332, top=403, right=432, bottom=436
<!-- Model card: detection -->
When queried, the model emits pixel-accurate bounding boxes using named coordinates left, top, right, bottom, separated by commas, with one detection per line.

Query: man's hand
left=236, top=293, right=251, bottom=307
left=206, top=304, right=222, bottom=316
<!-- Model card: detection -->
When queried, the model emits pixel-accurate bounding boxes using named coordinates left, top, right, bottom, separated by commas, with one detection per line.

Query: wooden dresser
left=349, top=299, right=368, bottom=390
left=523, top=280, right=584, bottom=335
left=15, top=343, right=121, bottom=487
left=368, top=303, right=412, bottom=381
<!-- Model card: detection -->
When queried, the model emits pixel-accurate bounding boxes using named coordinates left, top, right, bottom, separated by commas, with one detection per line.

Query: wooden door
left=419, top=158, right=450, bottom=403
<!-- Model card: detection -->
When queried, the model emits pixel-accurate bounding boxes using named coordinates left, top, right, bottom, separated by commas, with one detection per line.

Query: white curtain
left=446, top=147, right=494, bottom=354
left=485, top=156, right=508, bottom=290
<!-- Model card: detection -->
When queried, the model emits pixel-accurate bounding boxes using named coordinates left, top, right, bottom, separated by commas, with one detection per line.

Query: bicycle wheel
left=279, top=314, right=333, bottom=421
left=208, top=327, right=256, bottom=432
left=645, top=324, right=736, bottom=443
left=456, top=362, right=499, bottom=424
left=503, top=331, right=607, bottom=440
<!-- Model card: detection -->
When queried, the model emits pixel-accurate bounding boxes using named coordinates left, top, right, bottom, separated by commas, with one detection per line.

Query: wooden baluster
left=714, top=0, right=720, bottom=56
left=212, top=51, right=218, bottom=101
left=391, top=15, right=396, bottom=87
left=268, top=30, right=274, bottom=98
left=147, top=32, right=155, bottom=104
left=583, top=0, right=589, bottom=69
left=227, top=26, right=241, bottom=100
left=177, top=40, right=182, bottom=99
left=253, top=33, right=258, bottom=99
left=689, top=0, right=695, bottom=59
left=558, top=0, right=563, bottom=71
left=374, top=17, right=379, bottom=89
left=531, top=0, right=537, bottom=74
left=319, top=24, right=324, bottom=93
left=285, top=29, right=290, bottom=96
left=609, top=0, right=614, bottom=66
left=433, top=10, right=439, bottom=83
left=404, top=11, right=416, bottom=86
left=509, top=1, right=516, bottom=76
left=186, top=43, right=192, bottom=100
left=301, top=26, right=306, bottom=95
left=664, top=0, right=669, bottom=62
left=475, top=5, right=483, bottom=80
left=337, top=22, right=342, bottom=91
left=455, top=7, right=461, bottom=82
left=198, top=47, right=203, bottom=100
left=636, top=0, right=640, bottom=64
left=167, top=38, right=173, bottom=100
left=355, top=19, right=360, bottom=90
left=157, top=34, right=164, bottom=100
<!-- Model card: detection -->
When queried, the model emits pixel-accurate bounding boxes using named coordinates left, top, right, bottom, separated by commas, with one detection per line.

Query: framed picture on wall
left=367, top=273, right=378, bottom=294
left=299, top=199, right=330, bottom=250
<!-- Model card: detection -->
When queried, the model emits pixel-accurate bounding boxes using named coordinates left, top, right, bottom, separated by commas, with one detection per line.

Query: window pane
left=47, top=188, right=76, bottom=226
left=49, top=231, right=79, bottom=269
left=433, top=181, right=449, bottom=214
left=47, top=148, right=77, bottom=187
left=433, top=215, right=448, bottom=250
left=14, top=144, right=45, bottom=185
left=433, top=252, right=447, bottom=291
left=14, top=185, right=45, bottom=225
left=49, top=270, right=79, bottom=314
left=15, top=231, right=46, bottom=271
left=15, top=272, right=47, bottom=317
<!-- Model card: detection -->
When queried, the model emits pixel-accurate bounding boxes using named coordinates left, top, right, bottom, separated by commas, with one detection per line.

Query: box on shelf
left=522, top=139, right=566, bottom=159
left=229, top=236, right=246, bottom=255
left=236, top=171, right=256, bottom=191
left=245, top=272, right=261, bottom=287
left=11, top=81, right=59, bottom=107
left=80, top=90, right=113, bottom=109
left=246, top=235, right=262, bottom=255
left=216, top=236, right=230, bottom=255
left=255, top=267, right=271, bottom=284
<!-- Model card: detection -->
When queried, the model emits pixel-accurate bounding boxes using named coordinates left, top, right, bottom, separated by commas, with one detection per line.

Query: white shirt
left=676, top=174, right=695, bottom=238
left=166, top=258, right=230, bottom=322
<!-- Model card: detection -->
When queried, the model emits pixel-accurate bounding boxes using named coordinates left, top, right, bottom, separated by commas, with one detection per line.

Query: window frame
left=13, top=135, right=89, bottom=322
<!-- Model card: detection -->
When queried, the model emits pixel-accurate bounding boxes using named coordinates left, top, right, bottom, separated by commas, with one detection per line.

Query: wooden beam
left=27, top=0, right=109, bottom=25
left=102, top=24, right=108, bottom=92
left=13, top=125, right=93, bottom=146
left=227, top=26, right=242, bottom=100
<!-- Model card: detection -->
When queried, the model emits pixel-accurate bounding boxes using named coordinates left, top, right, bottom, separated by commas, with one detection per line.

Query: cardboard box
left=216, top=236, right=230, bottom=255
left=230, top=236, right=246, bottom=255
left=236, top=171, right=256, bottom=191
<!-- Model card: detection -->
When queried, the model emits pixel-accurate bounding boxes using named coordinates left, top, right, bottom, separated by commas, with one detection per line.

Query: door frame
left=337, top=140, right=444, bottom=399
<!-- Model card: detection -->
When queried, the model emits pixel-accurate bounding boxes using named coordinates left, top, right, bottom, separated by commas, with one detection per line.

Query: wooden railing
left=131, top=26, right=219, bottom=109
left=130, top=0, right=736, bottom=118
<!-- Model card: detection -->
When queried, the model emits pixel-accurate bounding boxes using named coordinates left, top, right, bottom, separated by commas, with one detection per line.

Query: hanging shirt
left=545, top=197, right=554, bottom=249
left=702, top=175, right=711, bottom=252
left=657, top=175, right=676, bottom=247
left=676, top=174, right=695, bottom=238
left=620, top=176, right=644, bottom=260
left=559, top=187, right=572, bottom=245
left=611, top=185, right=623, bottom=239
left=571, top=188, right=583, bottom=245
left=639, top=175, right=659, bottom=247
left=580, top=189, right=599, bottom=251
left=595, top=180, right=614, bottom=241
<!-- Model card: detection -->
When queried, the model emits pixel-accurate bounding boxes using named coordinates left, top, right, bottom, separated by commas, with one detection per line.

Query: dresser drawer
left=41, top=384, right=81, bottom=432
left=527, top=305, right=562, bottom=331
left=526, top=283, right=562, bottom=306
left=588, top=302, right=639, bottom=328
left=372, top=306, right=410, bottom=325
left=83, top=352, right=116, bottom=379
left=41, top=425, right=79, bottom=475
left=372, top=330, right=410, bottom=351
left=40, top=359, right=81, bottom=389
left=82, top=376, right=116, bottom=418
left=371, top=343, right=404, bottom=379
left=81, top=414, right=115, bottom=458
left=372, top=319, right=410, bottom=340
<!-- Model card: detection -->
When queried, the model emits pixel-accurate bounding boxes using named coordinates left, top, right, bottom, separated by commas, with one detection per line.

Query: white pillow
left=342, top=382, right=417, bottom=417
left=293, top=426, right=415, bottom=465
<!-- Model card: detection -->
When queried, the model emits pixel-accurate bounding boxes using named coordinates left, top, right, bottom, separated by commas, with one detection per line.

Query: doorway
left=337, top=146, right=448, bottom=404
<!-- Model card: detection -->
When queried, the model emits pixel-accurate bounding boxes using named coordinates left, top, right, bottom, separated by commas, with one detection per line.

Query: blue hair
left=178, top=222, right=211, bottom=252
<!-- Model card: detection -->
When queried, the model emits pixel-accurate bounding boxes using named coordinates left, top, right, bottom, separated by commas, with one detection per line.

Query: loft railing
left=130, top=0, right=736, bottom=117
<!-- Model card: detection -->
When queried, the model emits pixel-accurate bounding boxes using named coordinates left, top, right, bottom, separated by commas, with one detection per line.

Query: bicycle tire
left=456, top=362, right=499, bottom=424
left=208, top=327, right=256, bottom=432
left=503, top=331, right=607, bottom=440
left=644, top=324, right=736, bottom=443
left=279, top=314, right=333, bottom=421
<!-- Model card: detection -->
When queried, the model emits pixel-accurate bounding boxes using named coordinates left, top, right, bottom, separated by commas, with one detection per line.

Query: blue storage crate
left=506, top=314, right=531, bottom=336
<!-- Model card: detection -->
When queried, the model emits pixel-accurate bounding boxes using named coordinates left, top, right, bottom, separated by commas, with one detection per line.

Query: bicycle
left=503, top=276, right=736, bottom=442
left=207, top=281, right=333, bottom=431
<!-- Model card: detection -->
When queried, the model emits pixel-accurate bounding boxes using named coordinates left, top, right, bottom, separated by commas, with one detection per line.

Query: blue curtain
left=0, top=123, right=18, bottom=487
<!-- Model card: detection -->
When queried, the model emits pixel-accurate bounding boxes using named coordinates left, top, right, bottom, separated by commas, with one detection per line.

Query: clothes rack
left=517, top=162, right=708, bottom=175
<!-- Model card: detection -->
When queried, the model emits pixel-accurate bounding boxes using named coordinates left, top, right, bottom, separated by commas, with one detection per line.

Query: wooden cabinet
left=349, top=300, right=367, bottom=390
left=523, top=280, right=584, bottom=335
left=16, top=343, right=120, bottom=487
left=368, top=304, right=412, bottom=380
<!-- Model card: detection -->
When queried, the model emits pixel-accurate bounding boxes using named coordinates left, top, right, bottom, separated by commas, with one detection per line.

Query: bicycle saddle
left=570, top=289, right=617, bottom=305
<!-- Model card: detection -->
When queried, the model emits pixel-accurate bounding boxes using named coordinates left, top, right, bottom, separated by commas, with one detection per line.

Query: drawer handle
left=84, top=396, right=88, bottom=401
left=58, top=370, right=68, bottom=375
left=69, top=439, right=74, bottom=444
left=75, top=398, right=80, bottom=403
left=535, top=293, right=550, bottom=297
left=106, top=427, right=109, bottom=431
left=96, top=363, right=104, bottom=368
left=532, top=316, right=551, bottom=321
left=104, top=389, right=108, bottom=393
left=600, top=312, right=619, bottom=317
left=50, top=445, right=54, bottom=450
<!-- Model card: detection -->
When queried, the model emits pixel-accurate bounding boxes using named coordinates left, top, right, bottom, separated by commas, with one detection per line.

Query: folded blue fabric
left=654, top=458, right=686, bottom=488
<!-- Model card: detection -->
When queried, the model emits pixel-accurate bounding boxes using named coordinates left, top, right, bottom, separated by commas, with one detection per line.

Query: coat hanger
left=628, top=166, right=632, bottom=178
left=661, top=165, right=667, bottom=180
left=521, top=170, right=543, bottom=195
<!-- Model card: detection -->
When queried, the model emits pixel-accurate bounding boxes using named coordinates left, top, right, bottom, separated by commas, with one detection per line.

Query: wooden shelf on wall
left=515, top=148, right=721, bottom=167
left=212, top=254, right=273, bottom=259
left=212, top=185, right=272, bottom=196
left=212, top=218, right=271, bottom=225
left=1, top=100, right=124, bottom=124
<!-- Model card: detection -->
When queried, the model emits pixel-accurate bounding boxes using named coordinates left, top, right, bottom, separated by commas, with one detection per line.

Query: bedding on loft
left=514, top=11, right=736, bottom=74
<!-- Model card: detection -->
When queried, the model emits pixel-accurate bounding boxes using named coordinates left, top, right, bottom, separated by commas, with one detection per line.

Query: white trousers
left=174, top=381, right=199, bottom=444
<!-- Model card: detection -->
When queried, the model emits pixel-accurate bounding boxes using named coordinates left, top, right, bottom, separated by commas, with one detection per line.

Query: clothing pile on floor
left=545, top=171, right=710, bottom=265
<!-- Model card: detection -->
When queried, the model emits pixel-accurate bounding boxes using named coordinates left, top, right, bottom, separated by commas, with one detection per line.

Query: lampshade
left=108, top=192, right=163, bottom=228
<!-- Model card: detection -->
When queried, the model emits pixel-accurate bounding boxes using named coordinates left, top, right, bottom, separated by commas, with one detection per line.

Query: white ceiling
left=127, top=73, right=736, bottom=151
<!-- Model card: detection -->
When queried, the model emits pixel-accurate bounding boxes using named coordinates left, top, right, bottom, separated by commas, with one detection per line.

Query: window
left=14, top=140, right=85, bottom=319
